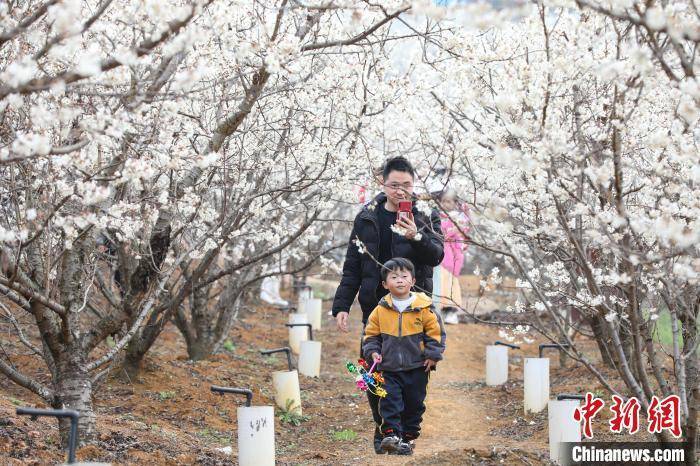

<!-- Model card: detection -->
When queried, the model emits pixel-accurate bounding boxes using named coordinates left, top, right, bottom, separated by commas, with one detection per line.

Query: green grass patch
left=262, top=354, right=278, bottom=364
left=222, top=340, right=235, bottom=352
left=196, top=427, right=230, bottom=445
left=157, top=391, right=176, bottom=401
left=332, top=429, right=358, bottom=441
left=651, top=308, right=698, bottom=355
left=278, top=399, right=309, bottom=426
left=654, top=309, right=675, bottom=347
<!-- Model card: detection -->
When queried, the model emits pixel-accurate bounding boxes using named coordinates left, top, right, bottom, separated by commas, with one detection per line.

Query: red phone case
left=398, top=201, right=412, bottom=220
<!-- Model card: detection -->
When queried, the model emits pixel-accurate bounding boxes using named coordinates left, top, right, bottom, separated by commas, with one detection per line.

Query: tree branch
left=0, top=0, right=60, bottom=47
left=0, top=357, right=53, bottom=402
left=301, top=6, right=410, bottom=51
left=0, top=3, right=206, bottom=99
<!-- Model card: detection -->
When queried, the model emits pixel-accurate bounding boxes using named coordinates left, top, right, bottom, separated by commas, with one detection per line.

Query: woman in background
left=432, top=190, right=470, bottom=324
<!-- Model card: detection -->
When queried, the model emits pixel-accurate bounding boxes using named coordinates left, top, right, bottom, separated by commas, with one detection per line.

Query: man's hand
left=423, top=358, right=437, bottom=372
left=396, top=214, right=418, bottom=240
left=372, top=352, right=382, bottom=364
left=335, top=311, right=349, bottom=332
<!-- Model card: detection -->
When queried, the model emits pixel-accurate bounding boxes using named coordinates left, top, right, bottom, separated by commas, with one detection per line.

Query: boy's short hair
left=382, top=156, right=414, bottom=180
left=381, top=257, right=416, bottom=282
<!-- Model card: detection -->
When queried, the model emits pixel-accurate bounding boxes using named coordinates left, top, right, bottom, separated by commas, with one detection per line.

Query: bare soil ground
left=1, top=289, right=650, bottom=465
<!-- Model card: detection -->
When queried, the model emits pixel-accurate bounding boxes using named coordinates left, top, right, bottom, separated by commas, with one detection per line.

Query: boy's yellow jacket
left=362, top=292, right=446, bottom=372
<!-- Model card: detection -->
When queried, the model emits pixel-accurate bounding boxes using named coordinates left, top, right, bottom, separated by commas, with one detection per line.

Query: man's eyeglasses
left=385, top=183, right=413, bottom=191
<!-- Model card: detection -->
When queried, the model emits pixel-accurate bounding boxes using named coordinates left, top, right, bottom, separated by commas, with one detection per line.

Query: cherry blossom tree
left=0, top=0, right=421, bottom=444
left=401, top=1, right=697, bottom=459
left=3, top=0, right=695, bottom=460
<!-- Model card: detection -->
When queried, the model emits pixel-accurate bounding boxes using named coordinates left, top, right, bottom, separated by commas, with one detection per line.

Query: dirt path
left=353, top=322, right=495, bottom=464
left=328, top=312, right=550, bottom=466
left=4, top=295, right=608, bottom=465
left=415, top=323, right=496, bottom=457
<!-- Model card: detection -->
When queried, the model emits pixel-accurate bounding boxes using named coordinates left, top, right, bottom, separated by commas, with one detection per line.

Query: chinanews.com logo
left=562, top=392, right=689, bottom=465
left=563, top=442, right=687, bottom=465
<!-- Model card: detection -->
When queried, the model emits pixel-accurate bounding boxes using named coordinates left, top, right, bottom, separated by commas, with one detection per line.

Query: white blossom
left=1, top=60, right=38, bottom=86
left=645, top=7, right=666, bottom=30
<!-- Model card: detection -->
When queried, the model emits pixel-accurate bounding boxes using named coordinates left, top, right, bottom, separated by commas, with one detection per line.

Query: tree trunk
left=559, top=308, right=572, bottom=368
left=122, top=309, right=170, bottom=379
left=588, top=314, right=617, bottom=367
left=186, top=338, right=215, bottom=361
left=53, top=350, right=95, bottom=446
left=680, top=310, right=698, bottom=465
left=173, top=277, right=245, bottom=361
left=179, top=282, right=224, bottom=361
left=122, top=348, right=143, bottom=380
left=619, top=324, right=636, bottom=379
left=187, top=282, right=215, bottom=361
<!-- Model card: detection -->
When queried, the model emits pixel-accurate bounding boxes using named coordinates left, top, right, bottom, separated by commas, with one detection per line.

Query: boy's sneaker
left=380, top=435, right=401, bottom=453
left=381, top=436, right=413, bottom=456
left=389, top=440, right=413, bottom=456
left=401, top=433, right=417, bottom=453
left=373, top=428, right=384, bottom=454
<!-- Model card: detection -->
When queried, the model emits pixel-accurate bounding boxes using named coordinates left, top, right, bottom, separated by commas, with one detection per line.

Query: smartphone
left=398, top=201, right=412, bottom=221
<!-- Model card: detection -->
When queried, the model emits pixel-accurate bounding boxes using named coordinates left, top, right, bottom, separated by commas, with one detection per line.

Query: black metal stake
left=538, top=343, right=571, bottom=358
left=16, top=407, right=80, bottom=464
left=285, top=323, right=313, bottom=341
left=260, top=347, right=294, bottom=371
left=292, top=280, right=311, bottom=299
left=211, top=386, right=254, bottom=407
left=494, top=341, right=521, bottom=349
left=556, top=394, right=585, bottom=401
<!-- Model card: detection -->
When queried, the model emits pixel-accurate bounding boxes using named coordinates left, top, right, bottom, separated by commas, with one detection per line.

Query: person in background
left=432, top=190, right=470, bottom=324
left=357, top=164, right=385, bottom=205
left=259, top=274, right=289, bottom=308
left=332, top=155, right=444, bottom=454
left=259, top=256, right=290, bottom=308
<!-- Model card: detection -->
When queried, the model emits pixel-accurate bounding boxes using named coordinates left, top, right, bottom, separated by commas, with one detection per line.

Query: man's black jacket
left=332, top=193, right=445, bottom=323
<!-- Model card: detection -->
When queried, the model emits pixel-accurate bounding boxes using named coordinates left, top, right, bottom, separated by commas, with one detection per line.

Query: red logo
left=573, top=392, right=605, bottom=439
left=647, top=395, right=682, bottom=438
left=609, top=395, right=641, bottom=434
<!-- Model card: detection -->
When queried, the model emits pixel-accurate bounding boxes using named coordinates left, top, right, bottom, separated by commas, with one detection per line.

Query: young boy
left=362, top=257, right=446, bottom=455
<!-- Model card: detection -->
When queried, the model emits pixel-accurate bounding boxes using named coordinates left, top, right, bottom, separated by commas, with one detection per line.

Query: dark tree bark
left=587, top=314, right=617, bottom=368
left=53, top=348, right=96, bottom=445
left=680, top=304, right=698, bottom=466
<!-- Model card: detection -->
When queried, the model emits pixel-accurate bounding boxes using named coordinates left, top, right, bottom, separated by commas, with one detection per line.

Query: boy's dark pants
left=379, top=367, right=429, bottom=439
left=367, top=389, right=383, bottom=442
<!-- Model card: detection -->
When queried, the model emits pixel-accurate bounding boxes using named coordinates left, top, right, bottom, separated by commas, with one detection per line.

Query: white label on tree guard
left=249, top=416, right=267, bottom=436
left=237, top=406, right=275, bottom=466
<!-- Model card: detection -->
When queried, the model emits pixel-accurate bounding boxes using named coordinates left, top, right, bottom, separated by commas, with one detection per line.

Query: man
left=332, top=156, right=444, bottom=454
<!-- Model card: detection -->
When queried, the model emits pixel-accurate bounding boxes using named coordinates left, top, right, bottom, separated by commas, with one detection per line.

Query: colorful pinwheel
left=345, top=358, right=387, bottom=398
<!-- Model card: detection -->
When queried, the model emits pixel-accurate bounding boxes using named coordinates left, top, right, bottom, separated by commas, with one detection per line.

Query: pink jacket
left=440, top=212, right=469, bottom=276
